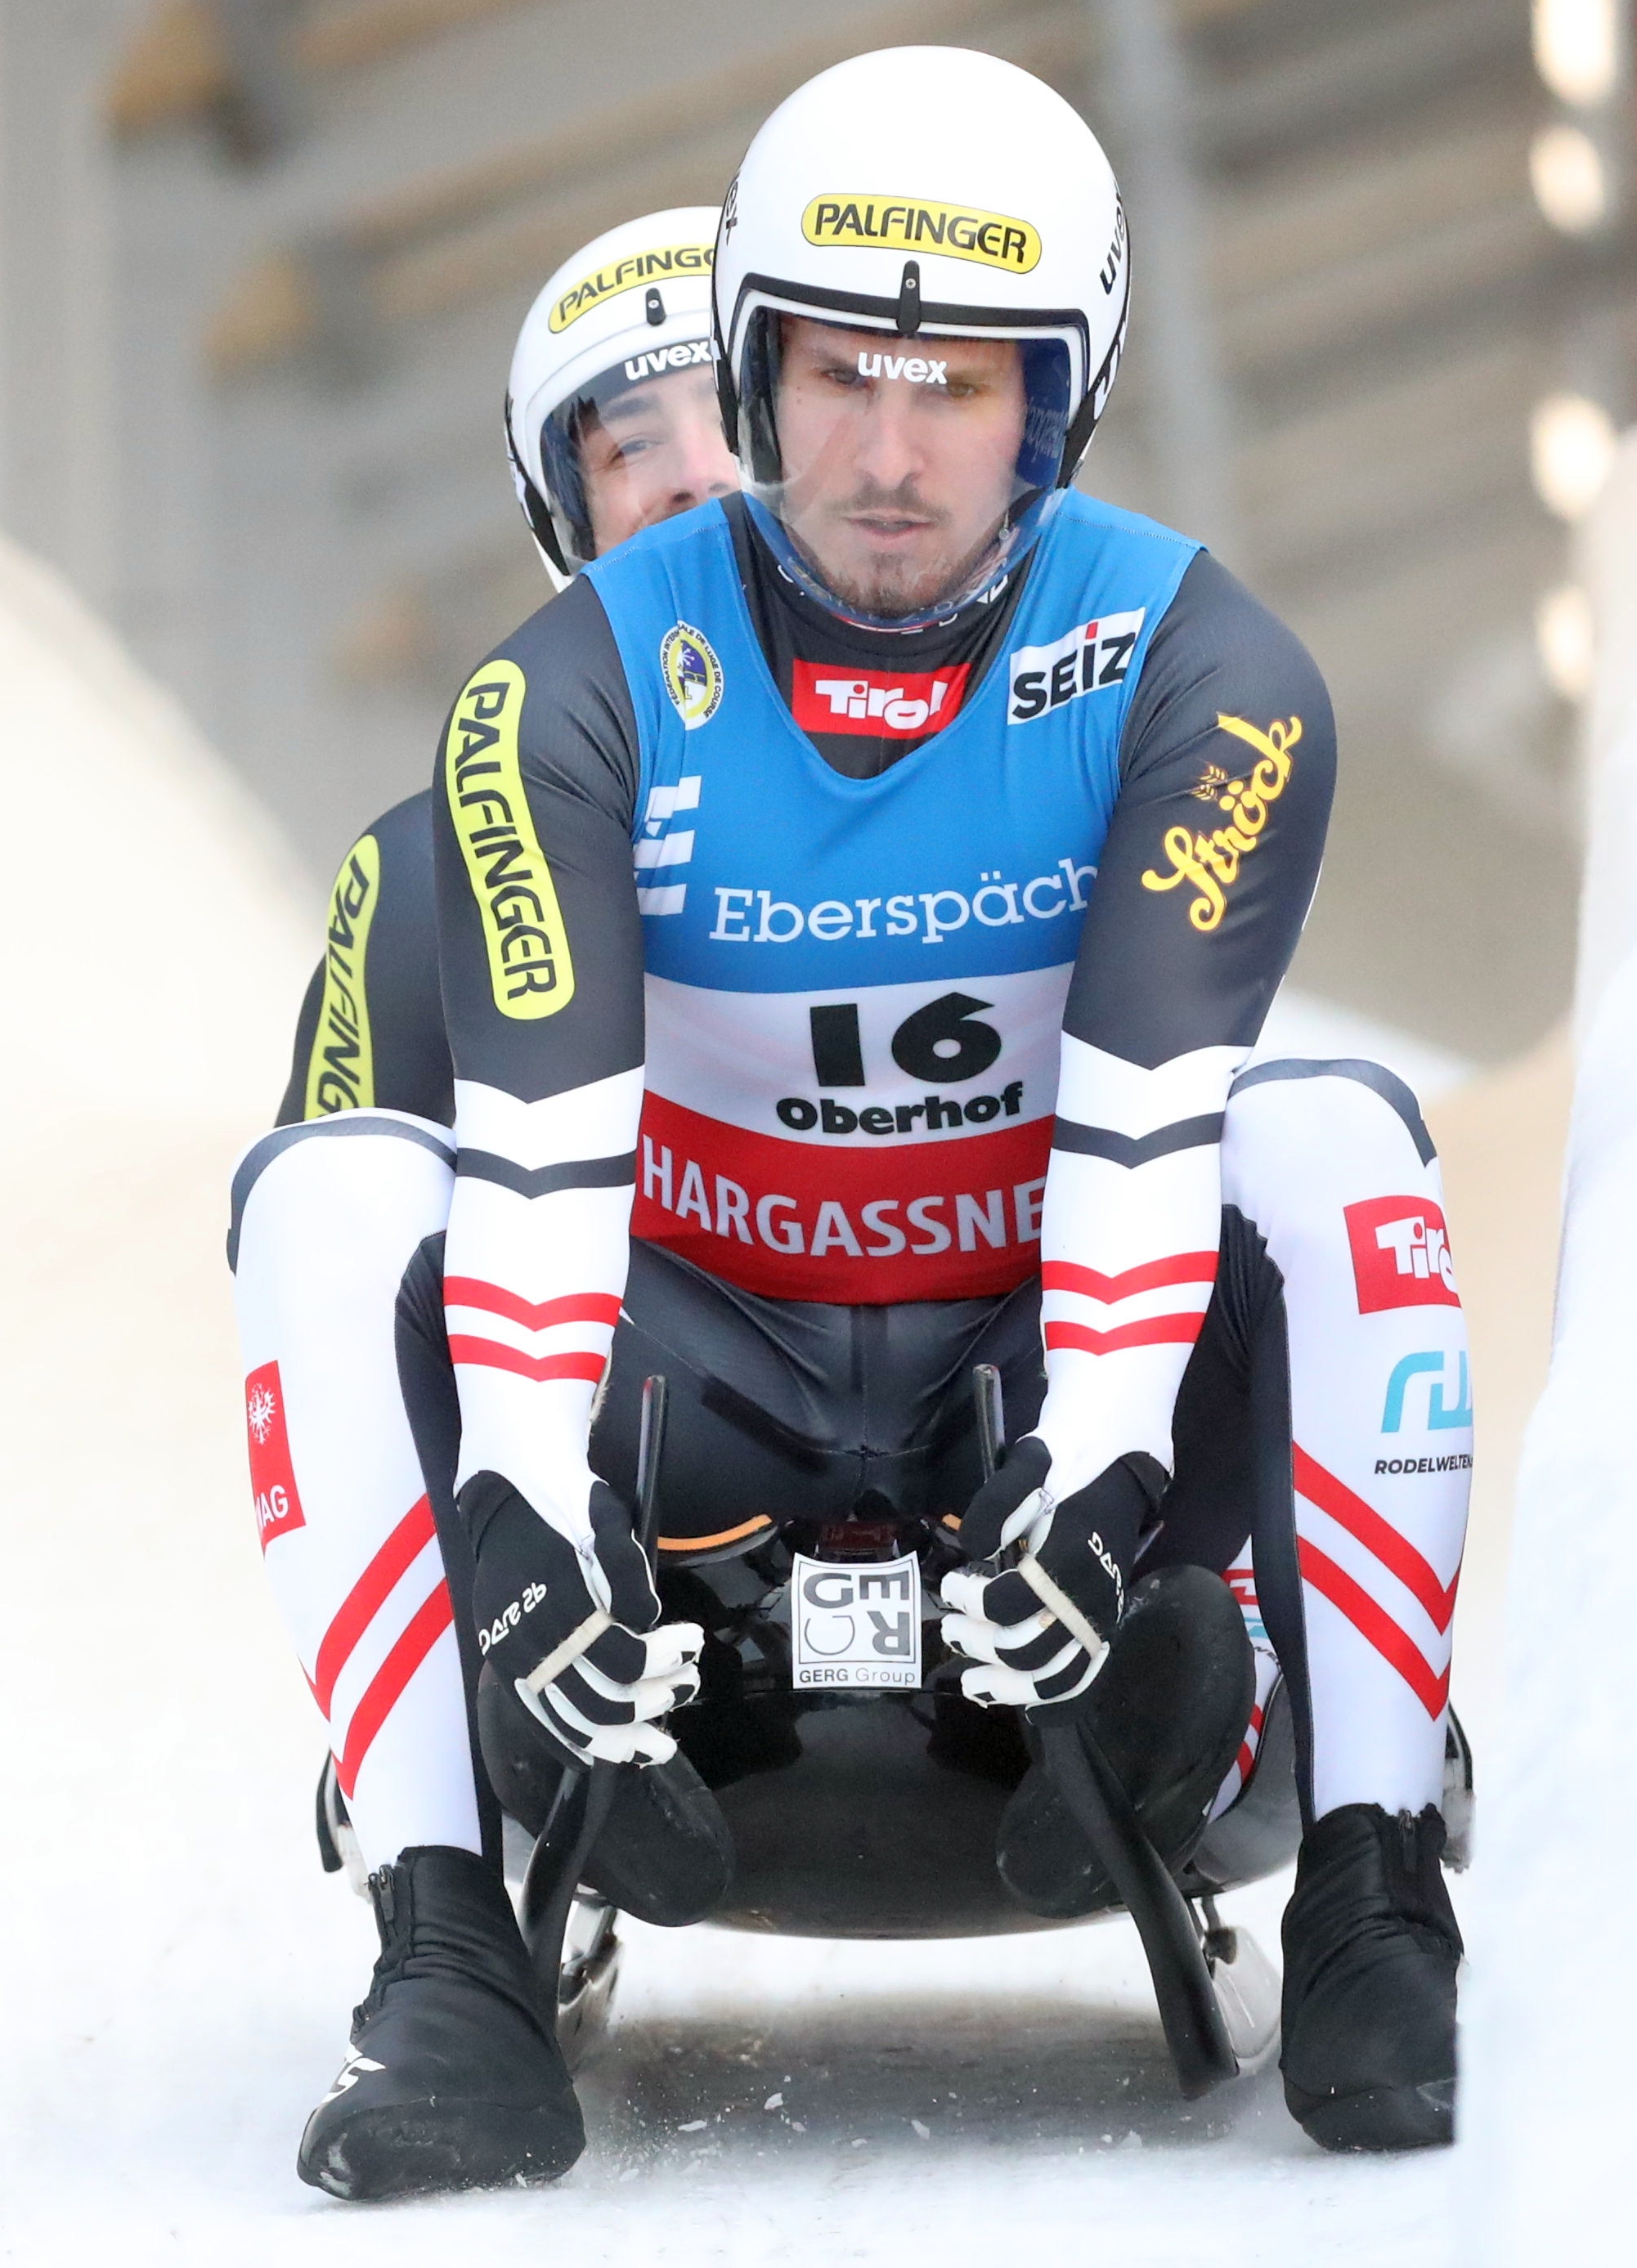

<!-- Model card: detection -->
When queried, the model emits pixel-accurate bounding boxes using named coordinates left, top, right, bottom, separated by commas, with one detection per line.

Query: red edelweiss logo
left=792, top=661, right=970, bottom=739
left=244, top=1359, right=307, bottom=1549
left=1345, top=1196, right=1460, bottom=1314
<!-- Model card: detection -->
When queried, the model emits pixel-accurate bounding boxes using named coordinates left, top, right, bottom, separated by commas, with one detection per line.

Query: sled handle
left=525, top=1375, right=669, bottom=2018
left=973, top=1364, right=1005, bottom=1484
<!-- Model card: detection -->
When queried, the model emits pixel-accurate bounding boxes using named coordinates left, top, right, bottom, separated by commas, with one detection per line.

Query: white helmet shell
left=507, top=204, right=720, bottom=581
left=713, top=47, right=1128, bottom=619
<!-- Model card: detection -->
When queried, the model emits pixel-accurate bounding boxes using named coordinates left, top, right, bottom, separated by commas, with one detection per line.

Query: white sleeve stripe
left=1056, top=1034, right=1245, bottom=1135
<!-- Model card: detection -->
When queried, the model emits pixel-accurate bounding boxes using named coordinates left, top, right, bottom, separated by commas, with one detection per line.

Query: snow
left=0, top=536, right=1497, bottom=2266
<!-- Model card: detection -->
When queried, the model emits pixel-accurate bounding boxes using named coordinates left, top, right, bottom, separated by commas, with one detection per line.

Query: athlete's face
left=580, top=365, right=737, bottom=554
left=774, top=319, right=1027, bottom=617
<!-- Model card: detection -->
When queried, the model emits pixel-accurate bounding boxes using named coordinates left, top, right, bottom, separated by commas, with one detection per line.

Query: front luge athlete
left=236, top=50, right=1471, bottom=2199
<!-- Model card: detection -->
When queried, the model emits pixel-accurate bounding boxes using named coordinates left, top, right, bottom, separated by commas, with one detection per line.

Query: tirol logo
left=547, top=241, right=713, bottom=332
left=1007, top=610, right=1144, bottom=724
left=801, top=195, right=1041, bottom=273
left=1141, top=713, right=1300, bottom=933
left=660, top=622, right=723, bottom=731
left=244, top=1360, right=306, bottom=1551
left=1346, top=1196, right=1460, bottom=1314
left=793, top=661, right=969, bottom=739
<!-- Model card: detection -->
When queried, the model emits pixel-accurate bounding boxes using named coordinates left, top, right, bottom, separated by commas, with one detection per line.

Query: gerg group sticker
left=661, top=622, right=724, bottom=731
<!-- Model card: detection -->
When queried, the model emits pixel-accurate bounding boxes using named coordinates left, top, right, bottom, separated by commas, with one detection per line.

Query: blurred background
left=1, top=0, right=1632, bottom=1064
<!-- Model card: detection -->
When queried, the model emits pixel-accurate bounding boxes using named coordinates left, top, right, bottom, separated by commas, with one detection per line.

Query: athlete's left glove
left=462, top=1472, right=702, bottom=1768
left=940, top=1439, right=1159, bottom=1712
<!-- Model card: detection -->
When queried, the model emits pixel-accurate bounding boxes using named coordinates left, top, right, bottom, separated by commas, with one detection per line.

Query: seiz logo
left=1007, top=609, right=1144, bottom=723
left=793, top=661, right=970, bottom=739
left=244, top=1360, right=306, bottom=1550
left=1346, top=1196, right=1460, bottom=1314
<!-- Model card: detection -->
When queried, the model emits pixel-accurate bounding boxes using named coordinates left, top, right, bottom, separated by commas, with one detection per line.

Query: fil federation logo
left=660, top=622, right=724, bottom=732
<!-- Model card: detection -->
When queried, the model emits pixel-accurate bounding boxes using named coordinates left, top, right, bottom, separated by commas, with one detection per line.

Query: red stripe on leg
left=443, top=1280, right=621, bottom=1332
left=1294, top=1446, right=1459, bottom=1632
left=1044, top=1313, right=1205, bottom=1356
left=314, top=1495, right=437, bottom=1715
left=335, top=1584, right=456, bottom=1800
left=446, top=1338, right=607, bottom=1384
left=1298, top=1538, right=1451, bottom=1719
left=1041, top=1252, right=1218, bottom=1302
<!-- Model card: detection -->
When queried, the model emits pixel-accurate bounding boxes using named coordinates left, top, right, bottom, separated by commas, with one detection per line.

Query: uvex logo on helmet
left=549, top=241, right=714, bottom=333
left=801, top=195, right=1041, bottom=273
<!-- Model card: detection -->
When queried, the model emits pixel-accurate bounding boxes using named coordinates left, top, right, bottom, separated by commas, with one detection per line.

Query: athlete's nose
left=659, top=416, right=737, bottom=512
left=852, top=384, right=923, bottom=495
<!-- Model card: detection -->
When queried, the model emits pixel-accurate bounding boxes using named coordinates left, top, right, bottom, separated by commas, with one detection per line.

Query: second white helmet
left=507, top=205, right=720, bottom=581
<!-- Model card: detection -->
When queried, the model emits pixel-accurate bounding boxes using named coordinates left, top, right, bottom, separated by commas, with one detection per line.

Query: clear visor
left=733, top=310, right=1079, bottom=629
left=539, top=337, right=727, bottom=568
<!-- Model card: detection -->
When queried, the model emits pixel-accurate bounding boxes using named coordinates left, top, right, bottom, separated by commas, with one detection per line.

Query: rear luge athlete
left=233, top=52, right=1471, bottom=2199
left=231, top=208, right=737, bottom=2199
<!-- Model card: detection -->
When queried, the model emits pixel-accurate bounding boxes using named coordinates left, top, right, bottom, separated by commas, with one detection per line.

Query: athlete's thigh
left=1142, top=1203, right=1285, bottom=1576
left=590, top=1240, right=868, bottom=1548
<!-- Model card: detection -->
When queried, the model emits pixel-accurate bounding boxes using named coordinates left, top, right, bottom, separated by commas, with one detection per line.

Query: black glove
left=463, top=1472, right=702, bottom=1767
left=940, top=1439, right=1159, bottom=1711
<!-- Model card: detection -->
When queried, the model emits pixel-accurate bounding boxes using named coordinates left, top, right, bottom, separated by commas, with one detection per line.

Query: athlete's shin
left=1222, top=1061, right=1470, bottom=1822
left=230, top=1113, right=481, bottom=1868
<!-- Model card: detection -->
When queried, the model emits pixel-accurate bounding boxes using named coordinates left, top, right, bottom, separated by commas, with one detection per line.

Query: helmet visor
left=734, top=308, right=1079, bottom=627
left=539, top=337, right=724, bottom=567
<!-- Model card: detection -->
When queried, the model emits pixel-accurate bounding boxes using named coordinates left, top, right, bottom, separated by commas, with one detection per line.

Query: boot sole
left=298, top=2098, right=585, bottom=2200
left=1285, top=2075, right=1454, bottom=2154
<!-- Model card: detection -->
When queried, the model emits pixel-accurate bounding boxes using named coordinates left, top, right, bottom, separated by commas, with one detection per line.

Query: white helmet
left=507, top=205, right=720, bottom=583
left=713, top=47, right=1128, bottom=625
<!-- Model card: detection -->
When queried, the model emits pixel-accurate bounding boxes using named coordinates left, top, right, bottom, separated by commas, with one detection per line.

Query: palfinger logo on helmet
left=507, top=205, right=727, bottom=581
left=801, top=196, right=1041, bottom=273
left=660, top=623, right=724, bottom=731
left=548, top=240, right=715, bottom=331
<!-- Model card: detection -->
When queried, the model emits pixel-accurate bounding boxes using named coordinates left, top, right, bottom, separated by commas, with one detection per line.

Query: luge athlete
left=234, top=53, right=1469, bottom=2200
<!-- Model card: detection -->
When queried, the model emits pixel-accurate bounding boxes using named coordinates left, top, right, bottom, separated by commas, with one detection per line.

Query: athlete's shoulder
left=350, top=787, right=433, bottom=858
left=583, top=495, right=733, bottom=590
left=1053, top=486, right=1201, bottom=558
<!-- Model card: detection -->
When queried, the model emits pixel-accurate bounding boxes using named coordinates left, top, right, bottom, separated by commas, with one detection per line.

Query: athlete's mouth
left=847, top=512, right=937, bottom=542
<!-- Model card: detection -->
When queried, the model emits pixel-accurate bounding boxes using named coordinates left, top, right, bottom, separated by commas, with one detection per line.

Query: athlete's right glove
left=462, top=1472, right=702, bottom=1768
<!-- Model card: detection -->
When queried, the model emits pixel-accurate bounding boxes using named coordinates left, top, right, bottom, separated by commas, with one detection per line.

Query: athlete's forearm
left=1034, top=558, right=1335, bottom=1492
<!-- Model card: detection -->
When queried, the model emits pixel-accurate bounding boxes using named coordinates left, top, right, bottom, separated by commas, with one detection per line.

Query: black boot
left=298, top=1844, right=585, bottom=2200
left=1280, top=1804, right=1462, bottom=2153
left=996, top=1566, right=1255, bottom=1917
